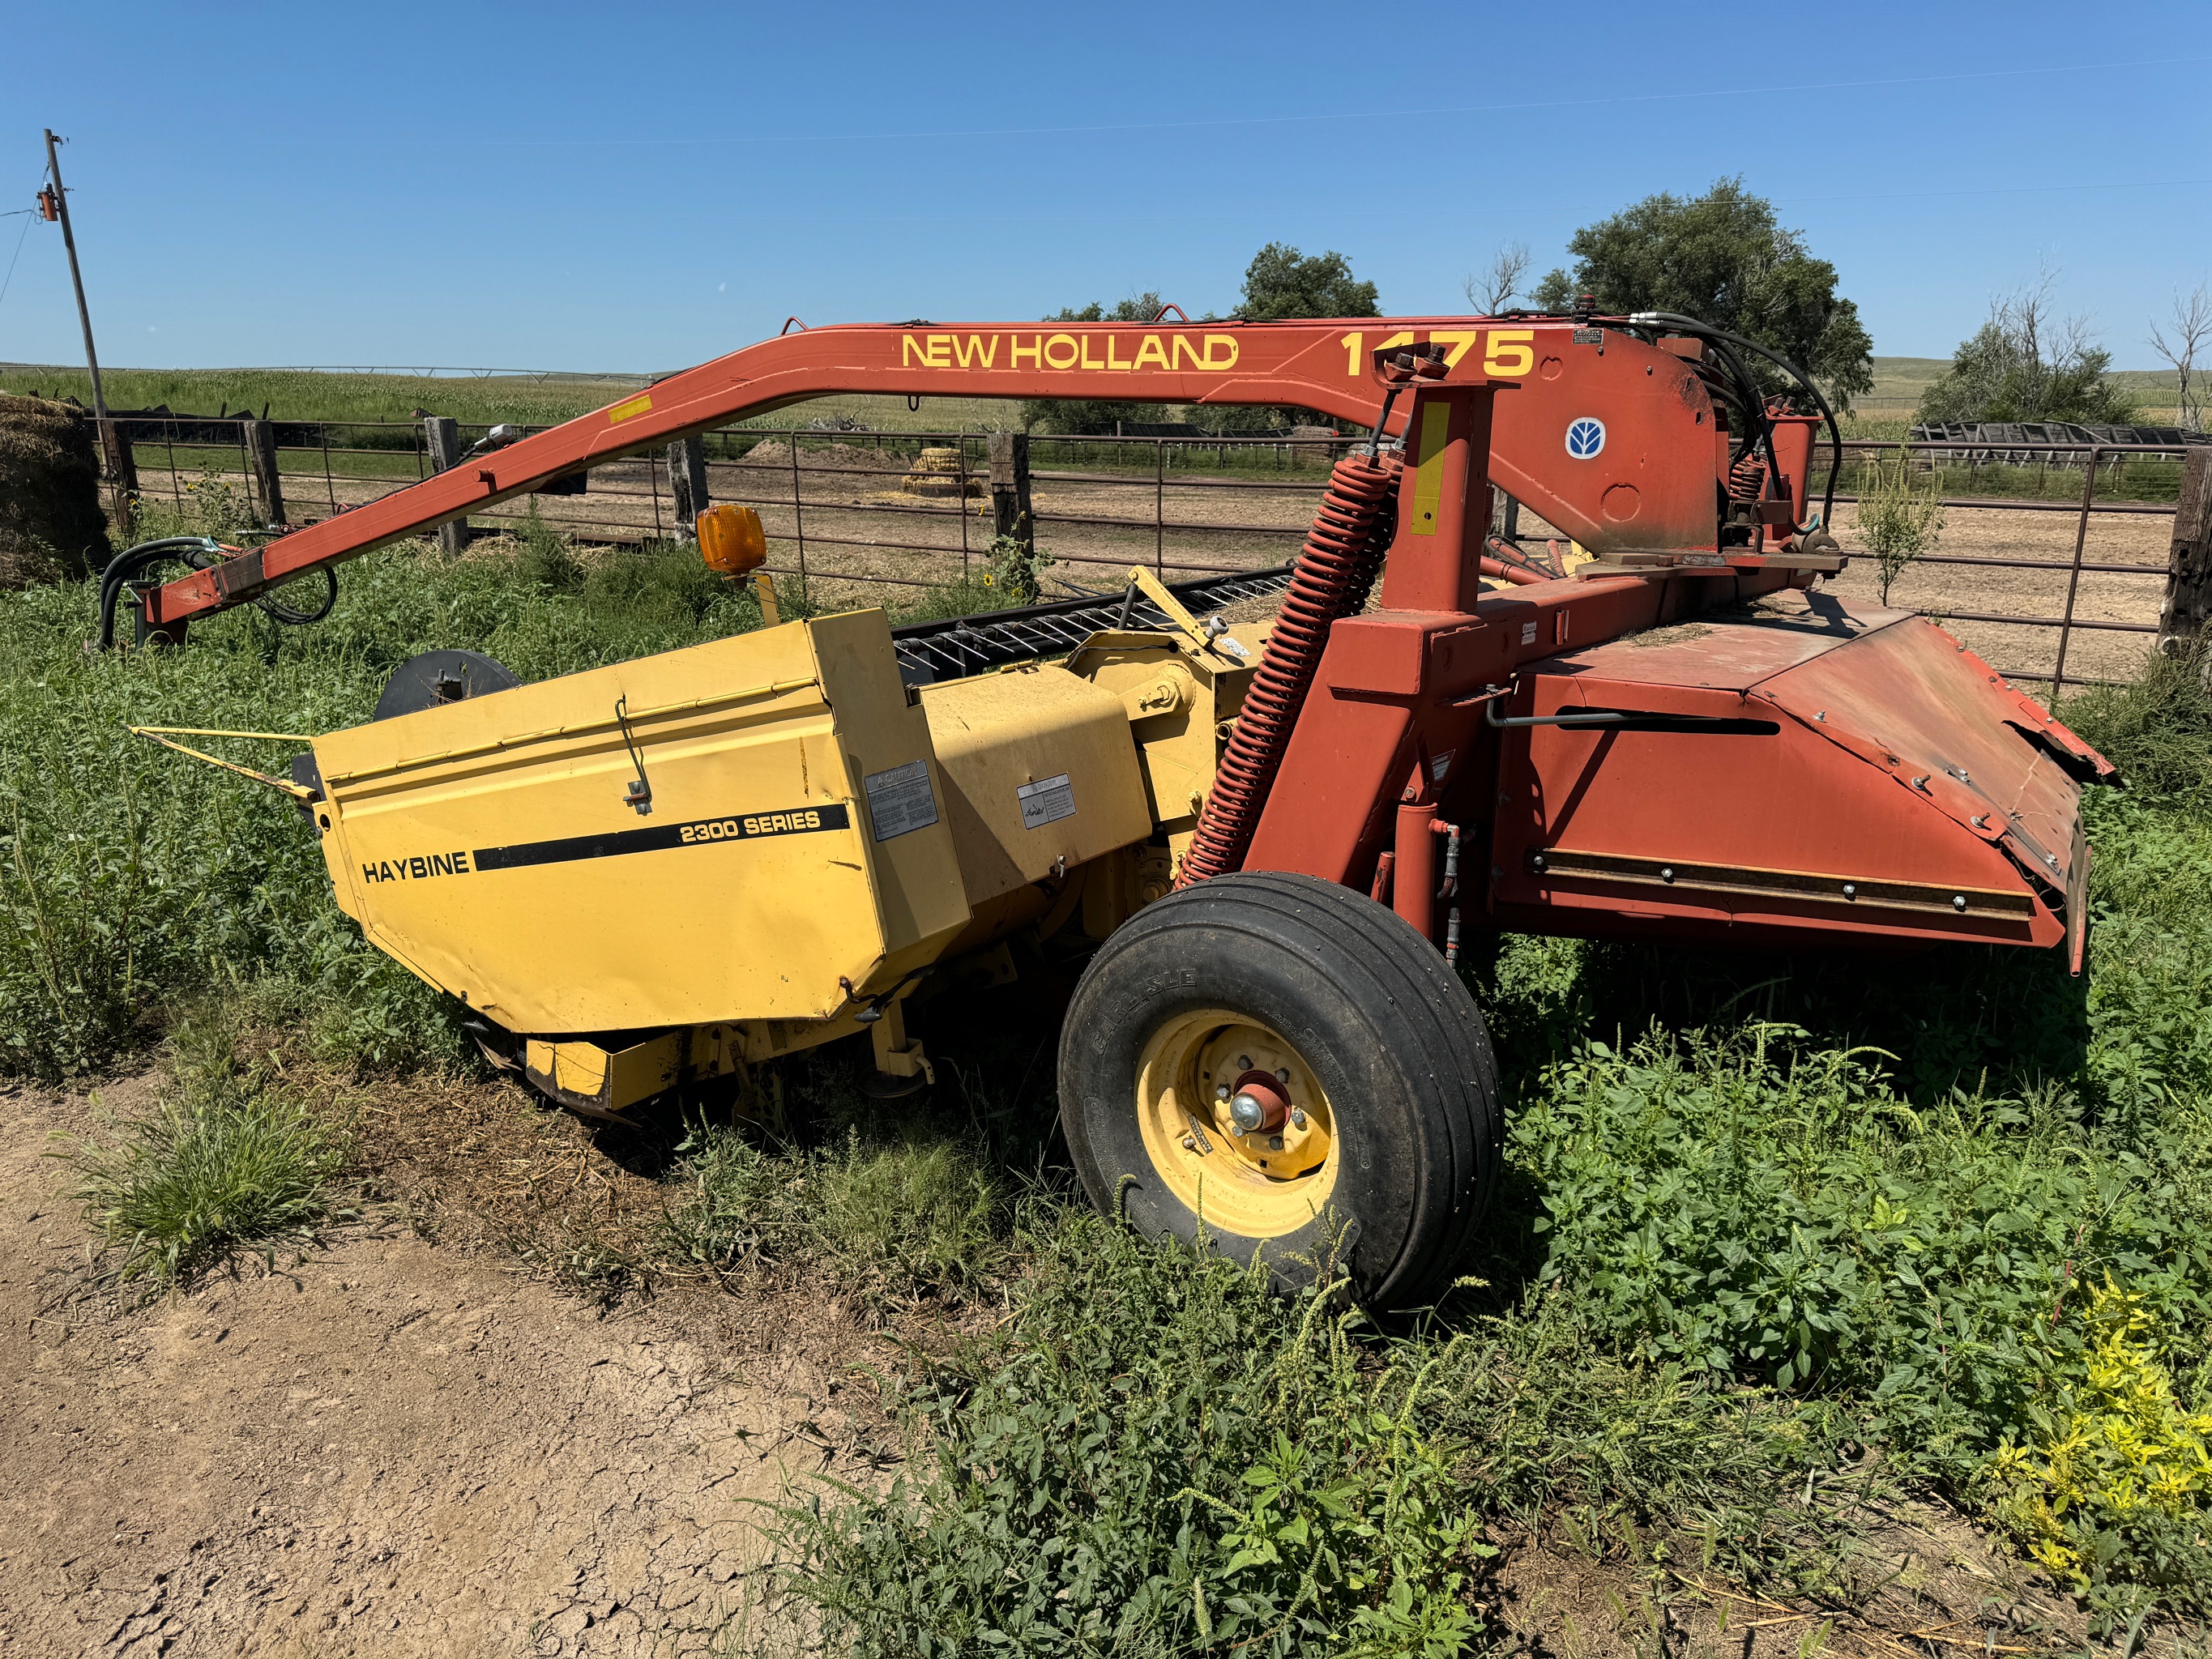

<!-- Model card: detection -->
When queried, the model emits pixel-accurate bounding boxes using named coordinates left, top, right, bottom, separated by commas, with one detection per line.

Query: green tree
left=1237, top=243, right=1381, bottom=322
left=1021, top=292, right=1179, bottom=434
left=1917, top=274, right=2139, bottom=427
left=1531, top=177, right=1873, bottom=410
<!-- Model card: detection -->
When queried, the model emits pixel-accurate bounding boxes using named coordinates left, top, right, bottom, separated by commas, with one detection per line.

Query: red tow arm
left=139, top=316, right=1778, bottom=633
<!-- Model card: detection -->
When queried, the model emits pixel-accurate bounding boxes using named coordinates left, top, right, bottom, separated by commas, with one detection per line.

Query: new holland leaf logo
left=1565, top=417, right=1606, bottom=459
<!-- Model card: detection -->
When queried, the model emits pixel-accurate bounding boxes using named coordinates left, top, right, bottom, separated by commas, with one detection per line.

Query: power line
left=335, top=53, right=2211, bottom=151
left=0, top=204, right=33, bottom=313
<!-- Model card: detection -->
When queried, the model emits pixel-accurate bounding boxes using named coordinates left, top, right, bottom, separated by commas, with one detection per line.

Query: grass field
left=0, top=360, right=1029, bottom=437
left=7, top=356, right=2193, bottom=441
left=5, top=515, right=2210, bottom=1648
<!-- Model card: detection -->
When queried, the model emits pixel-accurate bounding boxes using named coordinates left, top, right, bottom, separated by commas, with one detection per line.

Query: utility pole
left=42, top=129, right=106, bottom=421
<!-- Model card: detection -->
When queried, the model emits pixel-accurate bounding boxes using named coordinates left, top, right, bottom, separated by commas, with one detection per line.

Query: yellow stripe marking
left=1408, top=401, right=1452, bottom=537
left=608, top=394, right=653, bottom=424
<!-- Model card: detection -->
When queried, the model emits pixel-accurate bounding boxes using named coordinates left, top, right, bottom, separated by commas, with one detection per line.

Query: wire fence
left=109, top=420, right=2185, bottom=697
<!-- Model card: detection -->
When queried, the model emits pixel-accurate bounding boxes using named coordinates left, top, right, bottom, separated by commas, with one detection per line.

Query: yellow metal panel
left=1065, top=627, right=1261, bottom=839
left=809, top=611, right=972, bottom=979
left=311, top=612, right=971, bottom=1034
left=920, top=663, right=1152, bottom=906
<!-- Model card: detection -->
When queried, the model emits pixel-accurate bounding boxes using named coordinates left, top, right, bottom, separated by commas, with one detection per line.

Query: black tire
left=373, top=649, right=523, bottom=720
left=1057, top=871, right=1500, bottom=1311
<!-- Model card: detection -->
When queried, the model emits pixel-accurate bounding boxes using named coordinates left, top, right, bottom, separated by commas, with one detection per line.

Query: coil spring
left=1176, top=450, right=1403, bottom=886
left=1728, top=450, right=1766, bottom=501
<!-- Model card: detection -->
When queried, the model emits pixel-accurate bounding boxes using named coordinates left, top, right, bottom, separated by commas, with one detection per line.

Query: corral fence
left=94, top=416, right=2212, bottom=699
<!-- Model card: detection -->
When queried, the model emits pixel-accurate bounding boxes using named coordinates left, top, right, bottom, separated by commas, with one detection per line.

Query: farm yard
left=14, top=0, right=2212, bottom=1641
left=2, top=336, right=2211, bottom=1657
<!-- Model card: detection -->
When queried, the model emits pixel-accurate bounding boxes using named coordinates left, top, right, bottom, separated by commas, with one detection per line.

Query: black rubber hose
left=1629, top=311, right=1844, bottom=533
left=254, top=567, right=339, bottom=627
left=95, top=537, right=219, bottom=651
left=94, top=536, right=339, bottom=647
left=1703, top=335, right=1783, bottom=512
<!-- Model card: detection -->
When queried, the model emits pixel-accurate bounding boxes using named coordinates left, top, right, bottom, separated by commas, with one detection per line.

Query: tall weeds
left=0, top=537, right=769, bottom=1078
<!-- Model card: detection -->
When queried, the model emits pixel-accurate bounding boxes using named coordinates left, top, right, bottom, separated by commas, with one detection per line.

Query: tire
left=374, top=649, right=522, bottom=721
left=1057, top=871, right=1501, bottom=1311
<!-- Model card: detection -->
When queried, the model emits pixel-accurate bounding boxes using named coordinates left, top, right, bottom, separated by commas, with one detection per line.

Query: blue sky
left=3, top=1, right=2206, bottom=373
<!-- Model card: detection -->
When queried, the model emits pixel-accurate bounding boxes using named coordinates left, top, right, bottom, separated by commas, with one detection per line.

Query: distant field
left=3, top=356, right=2190, bottom=441
left=0, top=363, right=1029, bottom=436
left=1843, top=356, right=2188, bottom=437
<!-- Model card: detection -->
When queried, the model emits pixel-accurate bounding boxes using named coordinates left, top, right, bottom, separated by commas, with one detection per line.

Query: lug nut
left=1237, top=1055, right=1252, bottom=1069
left=1267, top=1134, right=1284, bottom=1152
left=1290, top=1107, right=1307, bottom=1128
left=1274, top=1068, right=1289, bottom=1083
left=1215, top=1084, right=1230, bottom=1101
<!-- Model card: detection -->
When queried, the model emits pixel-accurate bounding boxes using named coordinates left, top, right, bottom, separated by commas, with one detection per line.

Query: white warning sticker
left=864, top=759, right=939, bottom=842
left=1017, top=773, right=1077, bottom=830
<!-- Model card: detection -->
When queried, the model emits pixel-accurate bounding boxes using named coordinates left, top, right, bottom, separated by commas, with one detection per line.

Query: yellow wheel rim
left=1134, top=1007, right=1337, bottom=1239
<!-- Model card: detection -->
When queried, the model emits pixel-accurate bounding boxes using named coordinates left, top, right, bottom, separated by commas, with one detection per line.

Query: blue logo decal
left=1565, top=417, right=1606, bottom=459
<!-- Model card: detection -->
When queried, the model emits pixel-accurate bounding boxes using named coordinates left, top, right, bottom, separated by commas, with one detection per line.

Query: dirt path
left=0, top=1077, right=856, bottom=1657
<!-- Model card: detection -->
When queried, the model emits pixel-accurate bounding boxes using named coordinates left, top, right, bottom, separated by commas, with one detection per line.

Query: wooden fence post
left=989, top=431, right=1031, bottom=556
left=2162, top=446, right=2212, bottom=650
left=666, top=435, right=709, bottom=531
left=241, top=418, right=285, bottom=527
left=423, top=416, right=465, bottom=559
left=100, top=417, right=137, bottom=540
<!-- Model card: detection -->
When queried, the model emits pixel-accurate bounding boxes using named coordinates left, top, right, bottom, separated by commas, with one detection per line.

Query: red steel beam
left=138, top=317, right=1735, bottom=632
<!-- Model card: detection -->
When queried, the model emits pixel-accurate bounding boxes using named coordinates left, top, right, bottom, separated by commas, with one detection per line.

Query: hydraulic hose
left=96, top=537, right=220, bottom=651
left=94, top=536, right=339, bottom=650
left=1629, top=311, right=1844, bottom=533
left=1176, top=449, right=1402, bottom=886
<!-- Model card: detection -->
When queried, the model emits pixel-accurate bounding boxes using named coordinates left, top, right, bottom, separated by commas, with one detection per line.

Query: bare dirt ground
left=0, top=1072, right=890, bottom=1658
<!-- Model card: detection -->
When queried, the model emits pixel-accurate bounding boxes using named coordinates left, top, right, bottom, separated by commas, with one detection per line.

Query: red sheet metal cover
left=1749, top=610, right=2109, bottom=902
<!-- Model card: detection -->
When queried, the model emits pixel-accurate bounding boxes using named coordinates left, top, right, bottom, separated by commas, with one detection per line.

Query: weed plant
left=60, top=1015, right=352, bottom=1288
left=657, top=1118, right=1008, bottom=1311
left=1854, top=446, right=1945, bottom=602
left=766, top=1214, right=1489, bottom=1657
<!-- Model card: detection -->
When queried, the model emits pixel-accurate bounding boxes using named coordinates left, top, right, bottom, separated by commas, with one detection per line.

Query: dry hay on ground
left=725, top=438, right=899, bottom=474
left=0, top=394, right=110, bottom=586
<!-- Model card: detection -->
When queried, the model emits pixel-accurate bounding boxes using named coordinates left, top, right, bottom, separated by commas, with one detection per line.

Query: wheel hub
left=1134, top=1010, right=1336, bottom=1239
left=1227, top=1069, right=1289, bottom=1133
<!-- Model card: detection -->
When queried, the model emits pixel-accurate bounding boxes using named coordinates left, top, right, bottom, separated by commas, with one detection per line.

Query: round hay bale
left=900, top=446, right=980, bottom=498
left=0, top=394, right=113, bottom=587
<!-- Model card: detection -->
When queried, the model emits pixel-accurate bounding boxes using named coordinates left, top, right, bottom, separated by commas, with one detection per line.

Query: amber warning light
left=698, top=504, right=767, bottom=574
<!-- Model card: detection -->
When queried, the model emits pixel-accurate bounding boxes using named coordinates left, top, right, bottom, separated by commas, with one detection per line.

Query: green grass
left=761, top=1209, right=1495, bottom=1656
left=0, top=365, right=647, bottom=427
left=59, top=1014, right=352, bottom=1288
left=658, top=1116, right=1009, bottom=1311
left=0, top=364, right=1032, bottom=437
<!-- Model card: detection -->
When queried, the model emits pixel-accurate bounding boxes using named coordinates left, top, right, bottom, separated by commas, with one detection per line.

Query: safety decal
left=1017, top=773, right=1077, bottom=830
left=455, top=804, right=851, bottom=876
left=1565, top=417, right=1606, bottom=459
left=865, top=759, right=940, bottom=842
